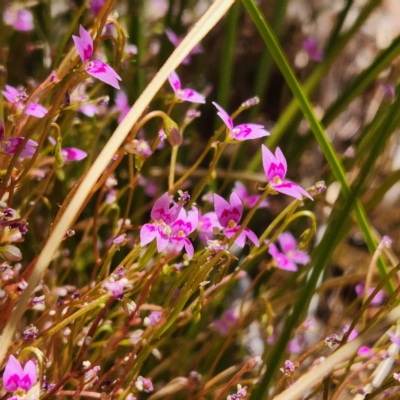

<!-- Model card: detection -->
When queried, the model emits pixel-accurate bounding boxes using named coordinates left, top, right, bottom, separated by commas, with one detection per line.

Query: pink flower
left=233, top=181, right=268, bottom=208
left=262, top=146, right=313, bottom=201
left=168, top=71, right=205, bottom=104
left=165, top=28, right=202, bottom=65
left=303, top=38, right=323, bottom=62
left=2, top=85, right=48, bottom=118
left=3, top=137, right=38, bottom=159
left=73, top=25, right=122, bottom=89
left=388, top=331, right=400, bottom=347
left=48, top=137, right=87, bottom=162
left=102, top=278, right=128, bottom=299
left=169, top=208, right=198, bottom=258
left=140, top=193, right=182, bottom=253
left=214, top=193, right=259, bottom=248
left=135, top=376, right=154, bottom=393
left=343, top=325, right=358, bottom=342
left=3, top=355, right=37, bottom=394
left=268, top=232, right=310, bottom=272
left=144, top=311, right=163, bottom=327
left=4, top=6, right=34, bottom=31
left=213, top=102, right=269, bottom=141
left=198, top=211, right=222, bottom=243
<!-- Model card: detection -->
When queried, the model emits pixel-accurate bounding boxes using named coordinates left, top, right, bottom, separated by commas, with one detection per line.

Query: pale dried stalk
left=0, top=0, right=235, bottom=362
left=273, top=306, right=400, bottom=400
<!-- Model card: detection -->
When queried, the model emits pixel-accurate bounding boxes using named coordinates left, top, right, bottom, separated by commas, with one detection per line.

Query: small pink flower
left=3, top=355, right=37, bottom=394
left=140, top=193, right=182, bottom=253
left=2, top=85, right=48, bottom=118
left=73, top=25, right=122, bottom=89
left=268, top=232, right=310, bottom=272
left=169, top=208, right=198, bottom=258
left=3, top=137, right=38, bottom=159
left=213, top=102, right=269, bottom=141
left=165, top=28, right=202, bottom=65
left=303, top=38, right=323, bottom=62
left=144, top=311, right=163, bottom=327
left=262, top=146, right=313, bottom=201
left=168, top=71, right=205, bottom=104
left=198, top=211, right=222, bottom=243
left=48, top=137, right=87, bottom=162
left=233, top=181, right=268, bottom=208
left=214, top=193, right=259, bottom=248
left=89, top=0, right=105, bottom=15
left=102, top=278, right=128, bottom=299
left=4, top=7, right=34, bottom=31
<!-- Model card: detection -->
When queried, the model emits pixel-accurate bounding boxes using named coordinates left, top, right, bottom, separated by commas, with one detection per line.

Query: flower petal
left=232, top=123, right=269, bottom=140
left=3, top=355, right=23, bottom=392
left=25, top=103, right=48, bottom=118
left=168, top=71, right=181, bottom=92
left=20, top=359, right=37, bottom=392
left=73, top=25, right=93, bottom=63
left=277, top=232, right=297, bottom=253
left=165, top=28, right=181, bottom=47
left=244, top=227, right=259, bottom=247
left=273, top=181, right=313, bottom=201
left=178, top=88, right=205, bottom=104
left=61, top=148, right=87, bottom=162
left=86, top=61, right=121, bottom=89
left=140, top=223, right=158, bottom=246
left=213, top=102, right=234, bottom=131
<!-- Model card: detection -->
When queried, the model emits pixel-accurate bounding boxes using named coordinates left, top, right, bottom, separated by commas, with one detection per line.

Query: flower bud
left=0, top=244, right=22, bottom=261
left=163, top=116, right=182, bottom=146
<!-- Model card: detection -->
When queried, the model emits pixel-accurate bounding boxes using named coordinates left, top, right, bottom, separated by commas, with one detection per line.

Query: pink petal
left=224, top=226, right=246, bottom=248
left=61, top=148, right=87, bottom=162
left=78, top=104, right=99, bottom=117
left=165, top=28, right=181, bottom=47
left=232, top=123, right=269, bottom=140
left=269, top=245, right=298, bottom=271
left=244, top=227, right=259, bottom=247
left=212, top=102, right=234, bottom=130
left=168, top=71, right=181, bottom=92
left=273, top=181, right=313, bottom=201
left=3, top=355, right=23, bottom=392
left=25, top=103, right=48, bottom=118
left=275, top=147, right=287, bottom=178
left=178, top=88, right=205, bottom=104
left=290, top=250, right=310, bottom=265
left=233, top=181, right=248, bottom=200
left=156, top=231, right=170, bottom=253
left=140, top=223, right=158, bottom=246
left=229, top=192, right=243, bottom=221
left=86, top=61, right=121, bottom=89
left=2, top=85, right=19, bottom=103
left=214, top=193, right=232, bottom=228
left=73, top=25, right=93, bottom=63
left=262, top=145, right=284, bottom=181
left=150, top=193, right=171, bottom=221
left=20, top=359, right=37, bottom=391
left=277, top=232, right=297, bottom=253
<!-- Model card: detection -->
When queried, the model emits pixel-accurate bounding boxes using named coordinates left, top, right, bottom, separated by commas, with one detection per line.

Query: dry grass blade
left=273, top=306, right=400, bottom=400
left=0, top=0, right=235, bottom=362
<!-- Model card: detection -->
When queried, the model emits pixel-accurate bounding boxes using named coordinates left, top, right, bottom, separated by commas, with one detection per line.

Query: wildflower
left=48, top=137, right=87, bottom=162
left=135, top=376, right=154, bottom=393
left=212, top=309, right=238, bottom=336
left=168, top=71, right=205, bottom=104
left=358, top=346, right=372, bottom=356
left=4, top=6, right=34, bottom=31
left=2, top=85, right=48, bottom=118
left=233, top=181, right=268, bottom=208
left=262, top=145, right=313, bottom=201
left=140, top=192, right=183, bottom=253
left=283, top=360, right=295, bottom=373
left=169, top=208, right=198, bottom=258
left=124, top=139, right=152, bottom=157
left=23, top=324, right=39, bottom=341
left=144, top=311, right=163, bottom=327
left=2, top=137, right=38, bottom=159
left=3, top=355, right=37, bottom=395
left=355, top=282, right=385, bottom=306
left=303, top=38, right=323, bottom=62
left=73, top=25, right=122, bottom=89
left=165, top=28, right=202, bottom=65
left=268, top=232, right=310, bottom=272
left=102, top=278, right=128, bottom=300
left=213, top=102, right=269, bottom=141
left=214, top=193, right=259, bottom=248
left=198, top=211, right=222, bottom=243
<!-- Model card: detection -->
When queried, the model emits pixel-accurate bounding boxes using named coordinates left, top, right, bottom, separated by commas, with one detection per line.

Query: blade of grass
left=0, top=0, right=235, bottom=364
